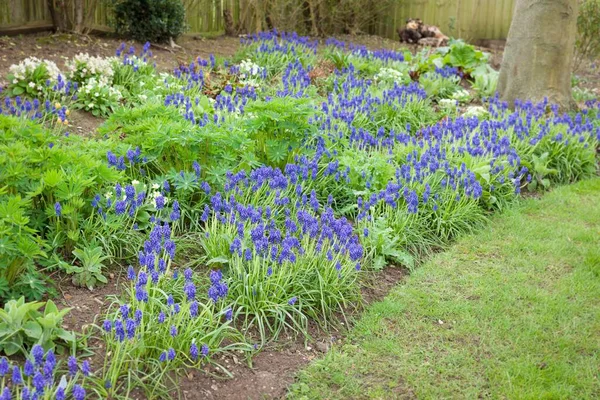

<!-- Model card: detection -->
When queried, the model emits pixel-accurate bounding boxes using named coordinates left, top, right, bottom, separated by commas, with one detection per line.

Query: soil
left=179, top=267, right=407, bottom=400
left=0, top=32, right=241, bottom=79
left=51, top=268, right=126, bottom=332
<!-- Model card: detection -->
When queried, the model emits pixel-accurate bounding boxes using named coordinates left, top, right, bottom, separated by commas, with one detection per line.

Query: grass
left=289, top=178, right=600, bottom=399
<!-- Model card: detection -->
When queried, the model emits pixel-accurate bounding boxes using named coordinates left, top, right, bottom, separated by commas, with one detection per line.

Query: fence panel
left=0, top=0, right=515, bottom=40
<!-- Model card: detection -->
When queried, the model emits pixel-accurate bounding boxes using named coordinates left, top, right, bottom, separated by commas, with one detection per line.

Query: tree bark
left=224, top=9, right=236, bottom=36
left=74, top=0, right=84, bottom=33
left=47, top=0, right=69, bottom=32
left=498, top=0, right=578, bottom=109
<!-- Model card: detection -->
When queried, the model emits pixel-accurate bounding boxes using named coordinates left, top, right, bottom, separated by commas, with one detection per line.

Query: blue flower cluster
left=0, top=346, right=88, bottom=400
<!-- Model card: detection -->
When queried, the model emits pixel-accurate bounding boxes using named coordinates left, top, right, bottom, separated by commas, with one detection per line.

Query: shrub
left=575, top=0, right=600, bottom=68
left=111, top=0, right=186, bottom=44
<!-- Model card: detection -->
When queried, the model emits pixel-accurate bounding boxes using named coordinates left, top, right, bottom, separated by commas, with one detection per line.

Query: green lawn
left=289, top=179, right=600, bottom=399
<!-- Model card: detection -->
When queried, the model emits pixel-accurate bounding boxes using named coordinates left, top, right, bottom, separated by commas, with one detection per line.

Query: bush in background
left=575, top=0, right=600, bottom=69
left=111, top=0, right=186, bottom=43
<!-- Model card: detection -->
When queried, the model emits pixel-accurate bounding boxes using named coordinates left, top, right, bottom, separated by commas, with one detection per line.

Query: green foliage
left=111, top=58, right=159, bottom=103
left=100, top=272, right=247, bottom=397
left=420, top=71, right=462, bottom=99
left=244, top=97, right=317, bottom=168
left=0, top=193, right=50, bottom=301
left=361, top=217, right=414, bottom=271
left=111, top=0, right=187, bottom=43
left=576, top=0, right=600, bottom=66
left=290, top=179, right=600, bottom=400
left=0, top=115, right=126, bottom=300
left=470, top=65, right=499, bottom=98
left=6, top=61, right=57, bottom=98
left=70, top=244, right=109, bottom=289
left=73, top=77, right=123, bottom=117
left=0, top=297, right=76, bottom=356
left=524, top=152, right=558, bottom=191
left=439, top=40, right=489, bottom=74
left=99, top=100, right=258, bottom=185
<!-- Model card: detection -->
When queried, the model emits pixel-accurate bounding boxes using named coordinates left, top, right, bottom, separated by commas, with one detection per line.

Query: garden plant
left=0, top=30, right=598, bottom=398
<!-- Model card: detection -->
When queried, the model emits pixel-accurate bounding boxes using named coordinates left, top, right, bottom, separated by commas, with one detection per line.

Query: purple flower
left=159, top=351, right=167, bottom=362
left=120, top=304, right=130, bottom=319
left=190, top=343, right=199, bottom=360
left=81, top=360, right=91, bottom=376
left=209, top=270, right=222, bottom=284
left=0, top=387, right=11, bottom=400
left=56, top=387, right=66, bottom=400
left=127, top=265, right=136, bottom=280
left=32, top=344, right=44, bottom=366
left=73, top=384, right=86, bottom=400
left=33, top=371, right=45, bottom=392
left=201, top=344, right=209, bottom=357
left=115, top=320, right=125, bottom=342
left=155, top=195, right=165, bottom=210
left=54, top=201, right=62, bottom=217
left=11, top=366, right=22, bottom=384
left=288, top=297, right=297, bottom=305
left=23, top=360, right=34, bottom=377
left=126, top=318, right=136, bottom=339
left=183, top=268, right=193, bottom=281
left=68, top=356, right=78, bottom=376
left=103, top=319, right=112, bottom=332
left=168, top=348, right=176, bottom=360
left=170, top=325, right=177, bottom=337
left=190, top=300, right=199, bottom=317
left=0, top=358, right=8, bottom=376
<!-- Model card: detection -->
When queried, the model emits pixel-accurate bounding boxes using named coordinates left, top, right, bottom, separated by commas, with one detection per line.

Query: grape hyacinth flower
left=54, top=201, right=62, bottom=217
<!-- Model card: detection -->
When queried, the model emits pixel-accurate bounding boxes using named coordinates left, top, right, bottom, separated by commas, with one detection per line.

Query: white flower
left=132, top=180, right=140, bottom=185
left=375, top=67, right=405, bottom=83
left=67, top=53, right=114, bottom=84
left=104, top=192, right=112, bottom=199
left=28, top=81, right=36, bottom=88
left=451, top=89, right=471, bottom=102
left=151, top=183, right=160, bottom=190
left=439, top=99, right=457, bottom=108
left=463, top=106, right=489, bottom=118
left=12, top=79, right=18, bottom=84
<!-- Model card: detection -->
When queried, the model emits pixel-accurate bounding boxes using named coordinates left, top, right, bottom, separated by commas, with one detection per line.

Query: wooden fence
left=0, top=0, right=515, bottom=40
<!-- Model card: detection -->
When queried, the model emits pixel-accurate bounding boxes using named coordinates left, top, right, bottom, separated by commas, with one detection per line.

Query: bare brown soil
left=0, top=32, right=241, bottom=79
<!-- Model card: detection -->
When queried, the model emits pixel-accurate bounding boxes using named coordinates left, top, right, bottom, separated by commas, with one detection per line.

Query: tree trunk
left=498, top=0, right=578, bottom=109
left=47, top=0, right=69, bottom=32
left=74, top=0, right=84, bottom=33
left=308, top=0, right=319, bottom=36
left=224, top=9, right=236, bottom=36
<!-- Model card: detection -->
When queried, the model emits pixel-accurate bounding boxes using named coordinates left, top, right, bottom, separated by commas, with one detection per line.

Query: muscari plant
left=0, top=345, right=91, bottom=399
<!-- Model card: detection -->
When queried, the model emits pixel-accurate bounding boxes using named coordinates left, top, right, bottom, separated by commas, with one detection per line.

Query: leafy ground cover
left=290, top=178, right=600, bottom=399
left=0, top=30, right=598, bottom=399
